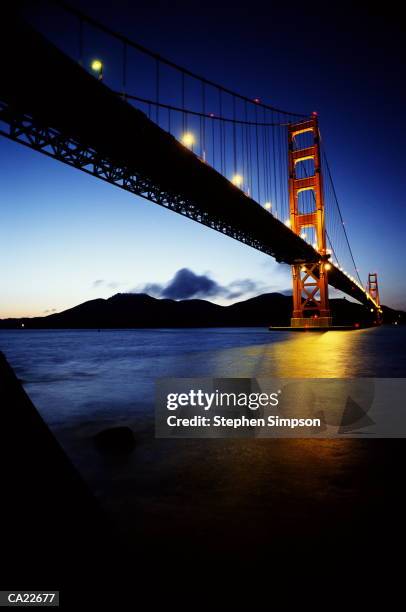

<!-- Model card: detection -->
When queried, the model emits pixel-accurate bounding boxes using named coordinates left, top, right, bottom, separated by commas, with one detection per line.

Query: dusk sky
left=1, top=0, right=405, bottom=317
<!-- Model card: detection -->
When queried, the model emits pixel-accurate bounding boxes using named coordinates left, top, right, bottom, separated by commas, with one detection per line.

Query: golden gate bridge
left=0, top=1, right=382, bottom=328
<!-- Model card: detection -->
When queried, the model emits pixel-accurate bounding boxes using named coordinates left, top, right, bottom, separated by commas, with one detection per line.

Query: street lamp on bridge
left=180, top=132, right=195, bottom=150
left=231, top=174, right=244, bottom=188
left=91, top=58, right=103, bottom=81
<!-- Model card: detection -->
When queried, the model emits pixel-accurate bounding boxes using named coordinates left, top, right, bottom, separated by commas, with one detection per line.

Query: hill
left=0, top=292, right=404, bottom=329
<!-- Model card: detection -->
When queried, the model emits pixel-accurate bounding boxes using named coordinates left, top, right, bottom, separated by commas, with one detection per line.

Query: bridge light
left=324, top=263, right=332, bottom=271
left=181, top=132, right=196, bottom=148
left=264, top=202, right=272, bottom=210
left=231, top=174, right=243, bottom=187
left=312, top=242, right=318, bottom=249
left=91, top=59, right=103, bottom=80
left=370, top=308, right=374, bottom=312
left=300, top=232, right=307, bottom=239
left=284, top=219, right=291, bottom=227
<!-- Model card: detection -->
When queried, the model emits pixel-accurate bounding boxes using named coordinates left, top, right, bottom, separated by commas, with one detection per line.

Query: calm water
left=0, top=326, right=405, bottom=430
left=2, top=326, right=406, bottom=548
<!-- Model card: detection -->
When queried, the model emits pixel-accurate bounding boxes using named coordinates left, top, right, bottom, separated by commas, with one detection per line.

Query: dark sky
left=1, top=0, right=405, bottom=314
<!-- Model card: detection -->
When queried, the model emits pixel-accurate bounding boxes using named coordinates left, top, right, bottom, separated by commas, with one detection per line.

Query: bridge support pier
left=288, top=117, right=332, bottom=329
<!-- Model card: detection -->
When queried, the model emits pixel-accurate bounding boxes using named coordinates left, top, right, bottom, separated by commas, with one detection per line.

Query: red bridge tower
left=367, top=273, right=380, bottom=307
left=288, top=116, right=332, bottom=328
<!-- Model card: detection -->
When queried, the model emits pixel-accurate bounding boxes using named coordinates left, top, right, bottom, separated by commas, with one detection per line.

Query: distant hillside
left=0, top=292, right=404, bottom=329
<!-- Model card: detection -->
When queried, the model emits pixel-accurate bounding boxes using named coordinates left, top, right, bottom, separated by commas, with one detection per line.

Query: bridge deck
left=0, top=14, right=372, bottom=308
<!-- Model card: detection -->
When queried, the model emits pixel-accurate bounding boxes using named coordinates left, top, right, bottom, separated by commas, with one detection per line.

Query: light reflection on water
left=179, top=327, right=404, bottom=379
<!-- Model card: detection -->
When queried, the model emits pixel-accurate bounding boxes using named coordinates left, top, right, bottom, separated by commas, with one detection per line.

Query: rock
left=93, top=426, right=136, bottom=455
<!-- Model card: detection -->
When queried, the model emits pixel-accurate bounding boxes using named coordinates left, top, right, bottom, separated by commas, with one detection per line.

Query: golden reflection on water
left=187, top=330, right=379, bottom=476
left=201, top=328, right=375, bottom=378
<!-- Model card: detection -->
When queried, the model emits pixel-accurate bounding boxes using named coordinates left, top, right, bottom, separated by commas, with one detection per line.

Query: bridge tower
left=367, top=273, right=380, bottom=307
left=288, top=116, right=332, bottom=328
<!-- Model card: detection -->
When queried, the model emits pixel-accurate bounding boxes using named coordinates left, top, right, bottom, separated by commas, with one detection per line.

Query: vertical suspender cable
left=182, top=72, right=185, bottom=133
left=271, top=111, right=277, bottom=218
left=212, top=117, right=216, bottom=169
left=219, top=89, right=224, bottom=175
left=78, top=16, right=83, bottom=66
left=202, top=81, right=206, bottom=161
left=122, top=41, right=127, bottom=99
left=155, top=58, right=160, bottom=124
left=233, top=96, right=237, bottom=176
left=255, top=104, right=260, bottom=202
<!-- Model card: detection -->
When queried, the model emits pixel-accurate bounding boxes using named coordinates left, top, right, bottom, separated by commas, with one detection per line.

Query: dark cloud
left=161, top=268, right=224, bottom=300
left=137, top=268, right=267, bottom=301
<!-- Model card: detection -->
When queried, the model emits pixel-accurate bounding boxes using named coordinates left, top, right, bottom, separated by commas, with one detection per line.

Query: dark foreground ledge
left=0, top=351, right=132, bottom=606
